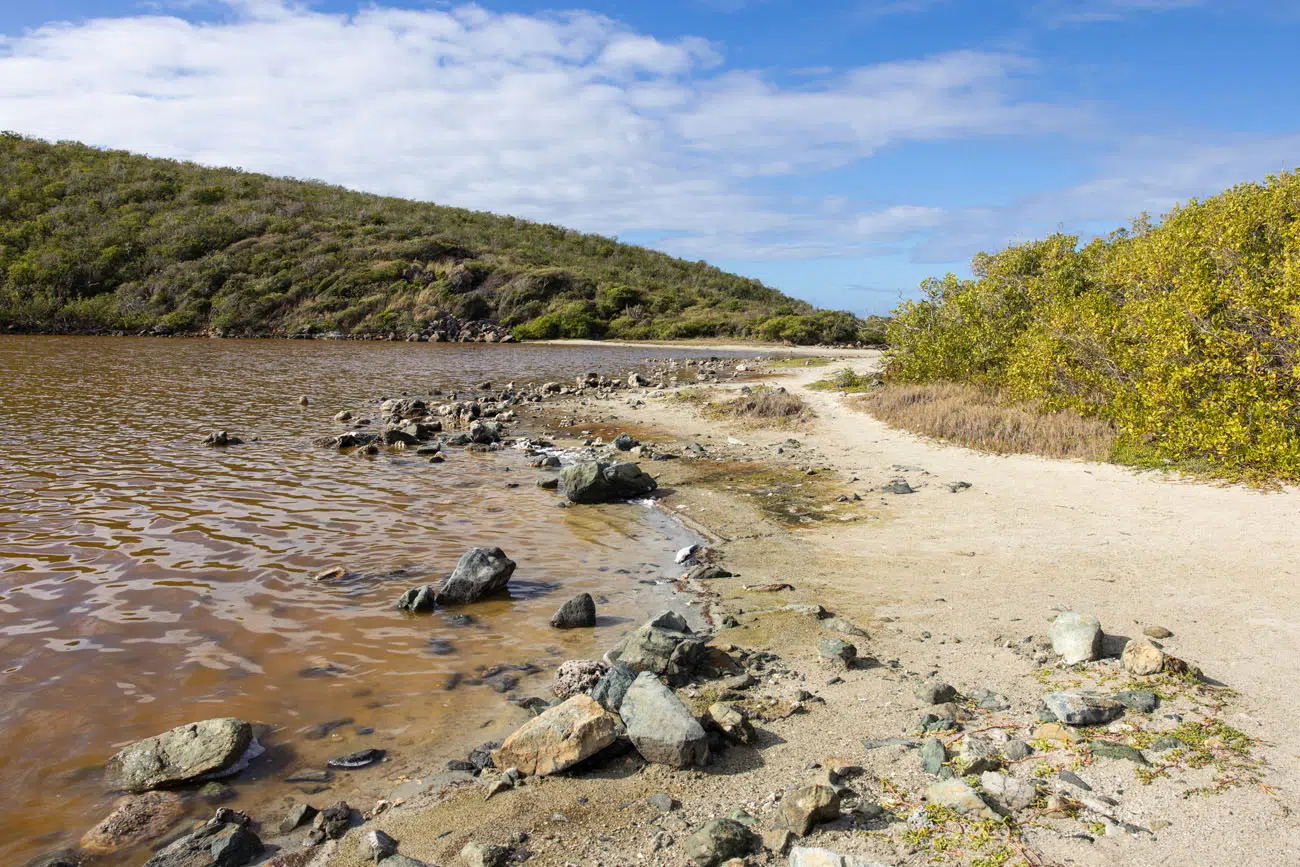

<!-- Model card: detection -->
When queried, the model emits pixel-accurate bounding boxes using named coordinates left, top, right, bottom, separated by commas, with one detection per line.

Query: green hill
left=0, top=134, right=883, bottom=344
left=884, top=170, right=1300, bottom=481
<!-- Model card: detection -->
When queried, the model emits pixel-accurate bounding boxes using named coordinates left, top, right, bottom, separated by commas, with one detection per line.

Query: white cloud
left=0, top=1, right=1060, bottom=260
left=1037, top=0, right=1204, bottom=25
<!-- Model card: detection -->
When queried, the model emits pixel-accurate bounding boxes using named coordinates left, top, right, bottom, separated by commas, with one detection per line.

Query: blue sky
left=1, top=1, right=1297, bottom=314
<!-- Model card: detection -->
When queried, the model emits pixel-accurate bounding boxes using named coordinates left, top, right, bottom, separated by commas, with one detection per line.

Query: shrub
left=712, top=386, right=813, bottom=426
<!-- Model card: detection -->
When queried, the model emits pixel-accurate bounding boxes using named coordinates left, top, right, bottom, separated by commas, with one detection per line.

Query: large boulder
left=619, top=672, right=708, bottom=768
left=436, top=547, right=516, bottom=605
left=559, top=461, right=657, bottom=504
left=611, top=610, right=706, bottom=684
left=491, top=694, right=619, bottom=776
left=142, top=809, right=262, bottom=867
left=80, top=791, right=184, bottom=855
left=1048, top=612, right=1103, bottom=664
left=107, top=718, right=254, bottom=793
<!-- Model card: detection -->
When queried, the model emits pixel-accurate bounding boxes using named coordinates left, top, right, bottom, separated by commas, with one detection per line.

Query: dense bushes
left=885, top=172, right=1300, bottom=480
left=0, top=134, right=873, bottom=345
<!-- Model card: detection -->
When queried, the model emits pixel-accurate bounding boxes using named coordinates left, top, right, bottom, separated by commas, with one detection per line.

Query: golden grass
left=852, top=382, right=1116, bottom=461
left=713, top=386, right=814, bottom=426
left=807, top=368, right=879, bottom=393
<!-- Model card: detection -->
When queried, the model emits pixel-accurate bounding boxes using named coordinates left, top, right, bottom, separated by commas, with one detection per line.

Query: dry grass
left=853, top=382, right=1116, bottom=461
left=808, top=368, right=879, bottom=393
left=713, top=386, right=814, bottom=427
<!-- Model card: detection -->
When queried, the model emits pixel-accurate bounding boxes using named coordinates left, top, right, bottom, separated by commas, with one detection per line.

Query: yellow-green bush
left=886, top=172, right=1300, bottom=480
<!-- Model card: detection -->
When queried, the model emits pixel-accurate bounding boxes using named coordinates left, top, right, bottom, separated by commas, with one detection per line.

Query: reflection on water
left=0, top=337, right=754, bottom=865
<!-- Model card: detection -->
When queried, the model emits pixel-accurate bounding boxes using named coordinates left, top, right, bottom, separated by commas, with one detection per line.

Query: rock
left=283, top=768, right=332, bottom=783
left=816, top=637, right=856, bottom=667
left=613, top=433, right=637, bottom=451
left=628, top=373, right=650, bottom=388
left=551, top=593, right=596, bottom=629
left=334, top=410, right=352, bottom=421
left=363, top=829, right=398, bottom=863
left=310, top=802, right=352, bottom=842
left=197, top=782, right=235, bottom=802
left=916, top=681, right=957, bottom=704
left=491, top=694, right=619, bottom=776
left=591, top=662, right=637, bottom=712
left=1042, top=692, right=1124, bottom=726
left=762, top=829, right=794, bottom=855
left=460, top=841, right=510, bottom=867
left=383, top=426, right=420, bottom=446
left=1163, top=653, right=1203, bottom=680
left=777, top=784, right=841, bottom=835
left=279, top=803, right=318, bottom=834
left=683, top=819, right=755, bottom=866
left=327, top=748, right=385, bottom=769
left=1121, top=639, right=1164, bottom=675
left=610, top=611, right=705, bottom=684
left=956, top=732, right=1006, bottom=774
left=550, top=659, right=608, bottom=699
left=979, top=773, right=1036, bottom=813
left=620, top=672, right=708, bottom=767
left=968, top=688, right=1010, bottom=711
left=203, top=431, right=243, bottom=447
left=468, top=741, right=500, bottom=771
left=396, top=585, right=437, bottom=613
left=1048, top=611, right=1103, bottom=664
left=788, top=848, right=889, bottom=867
left=1091, top=741, right=1149, bottom=764
left=821, top=616, right=868, bottom=638
left=1004, top=739, right=1032, bottom=761
left=707, top=702, right=753, bottom=744
left=881, top=479, right=913, bottom=494
left=383, top=858, right=430, bottom=867
left=925, top=779, right=999, bottom=821
left=1034, top=723, right=1079, bottom=744
left=80, top=791, right=184, bottom=855
left=143, top=809, right=262, bottom=867
left=107, top=718, right=254, bottom=793
left=919, top=737, right=947, bottom=776
left=437, top=547, right=517, bottom=604
left=648, top=792, right=675, bottom=813
left=469, top=421, right=501, bottom=444
left=24, top=852, right=81, bottom=867
left=1114, top=689, right=1160, bottom=713
left=536, top=475, right=559, bottom=489
left=1143, top=625, right=1173, bottom=639
left=1057, top=770, right=1092, bottom=791
left=559, top=461, right=657, bottom=504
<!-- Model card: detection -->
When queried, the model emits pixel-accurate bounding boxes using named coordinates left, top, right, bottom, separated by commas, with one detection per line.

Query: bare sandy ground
left=310, top=350, right=1299, bottom=867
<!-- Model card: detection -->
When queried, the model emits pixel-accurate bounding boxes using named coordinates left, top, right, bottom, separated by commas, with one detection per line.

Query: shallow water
left=0, top=336, right=754, bottom=865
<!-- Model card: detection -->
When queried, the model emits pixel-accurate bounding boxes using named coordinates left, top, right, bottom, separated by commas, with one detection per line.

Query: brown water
left=0, top=336, right=755, bottom=866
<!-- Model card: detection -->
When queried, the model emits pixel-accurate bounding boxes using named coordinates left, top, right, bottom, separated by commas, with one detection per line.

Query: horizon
left=2, top=1, right=1297, bottom=316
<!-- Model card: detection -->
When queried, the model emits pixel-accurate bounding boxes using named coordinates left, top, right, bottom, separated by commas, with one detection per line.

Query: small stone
left=916, top=681, right=957, bottom=704
left=1057, top=770, right=1092, bottom=791
left=363, top=829, right=398, bottom=863
left=1042, top=692, right=1124, bottom=726
left=311, top=802, right=352, bottom=841
left=708, top=702, right=753, bottom=744
left=821, top=616, right=868, bottom=638
left=1121, top=639, right=1164, bottom=676
left=762, top=828, right=793, bottom=854
left=1150, top=735, right=1184, bottom=752
left=925, top=779, right=998, bottom=821
left=647, top=793, right=675, bottom=813
left=459, top=841, right=510, bottom=867
left=682, top=819, right=756, bottom=866
left=777, top=784, right=840, bottom=836
left=198, top=782, right=235, bottom=802
left=817, top=637, right=856, bottom=667
left=1150, top=819, right=1172, bottom=831
left=956, top=732, right=1004, bottom=774
left=1143, top=625, right=1173, bottom=639
left=1004, top=740, right=1032, bottom=761
left=280, top=803, right=318, bottom=834
left=919, top=738, right=947, bottom=776
left=1034, top=723, right=1079, bottom=744
left=979, top=772, right=1036, bottom=813
left=1049, top=611, right=1103, bottom=664
left=550, top=593, right=597, bottom=629
left=327, top=748, right=385, bottom=769
left=969, top=688, right=1010, bottom=711
left=1114, top=689, right=1160, bottom=713
left=1090, top=741, right=1149, bottom=765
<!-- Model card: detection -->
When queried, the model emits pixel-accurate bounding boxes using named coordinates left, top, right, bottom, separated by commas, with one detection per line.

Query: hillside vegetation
left=885, top=171, right=1300, bottom=481
left=0, top=135, right=883, bottom=344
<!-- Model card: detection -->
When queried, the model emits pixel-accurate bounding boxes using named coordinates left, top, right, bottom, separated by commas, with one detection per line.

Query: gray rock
left=591, top=663, right=637, bottom=713
left=613, top=433, right=637, bottom=450
left=551, top=593, right=596, bottom=629
left=619, top=672, right=708, bottom=768
left=436, top=547, right=516, bottom=605
left=925, top=779, right=998, bottom=821
left=107, top=718, right=254, bottom=793
left=283, top=768, right=332, bottom=783
left=821, top=616, right=868, bottom=638
left=468, top=421, right=501, bottom=445
left=683, top=818, right=756, bottom=866
left=1004, top=740, right=1032, bottom=761
left=396, top=585, right=437, bottom=613
left=383, top=858, right=430, bottom=867
left=916, top=681, right=957, bottom=704
left=24, top=852, right=81, bottom=867
left=648, top=793, right=675, bottom=813
left=1114, top=689, right=1160, bottom=713
left=1042, top=692, right=1124, bottom=726
left=310, top=801, right=352, bottom=841
left=1057, top=770, right=1092, bottom=791
left=611, top=611, right=705, bottom=684
left=279, top=802, right=317, bottom=834
left=979, top=772, right=1037, bottom=813
left=363, top=829, right=398, bottom=863
left=1091, top=741, right=1149, bottom=764
left=816, top=637, right=856, bottom=666
left=143, top=810, right=262, bottom=867
left=788, top=848, right=891, bottom=867
left=969, top=688, right=1010, bottom=711
left=956, top=732, right=1004, bottom=774
left=919, top=738, right=947, bottom=776
left=460, top=841, right=510, bottom=867
left=1048, top=611, right=1103, bottom=664
left=777, top=784, right=840, bottom=835
left=560, top=461, right=658, bottom=504
left=881, top=479, right=914, bottom=494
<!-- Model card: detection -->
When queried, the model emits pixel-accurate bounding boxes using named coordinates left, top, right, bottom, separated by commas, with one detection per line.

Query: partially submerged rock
left=107, top=718, right=255, bottom=793
left=437, top=547, right=516, bottom=605
left=396, top=585, right=437, bottom=613
left=80, top=791, right=184, bottom=855
left=1048, top=611, right=1103, bottom=664
left=559, top=461, right=657, bottom=504
left=619, top=672, right=708, bottom=768
left=491, top=694, right=619, bottom=776
left=551, top=593, right=596, bottom=629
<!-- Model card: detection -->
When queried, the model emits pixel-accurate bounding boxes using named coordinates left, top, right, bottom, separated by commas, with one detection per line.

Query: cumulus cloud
left=0, top=0, right=1057, bottom=260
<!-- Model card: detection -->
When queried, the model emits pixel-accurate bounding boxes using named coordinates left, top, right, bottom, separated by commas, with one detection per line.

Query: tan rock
left=1143, top=625, right=1173, bottom=639
left=490, top=694, right=618, bottom=776
left=80, top=791, right=184, bottom=854
left=777, top=784, right=841, bottom=835
left=1034, top=723, right=1079, bottom=744
left=1121, top=639, right=1164, bottom=676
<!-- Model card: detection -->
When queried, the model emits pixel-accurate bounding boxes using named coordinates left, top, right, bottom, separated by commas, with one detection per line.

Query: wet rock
left=469, top=421, right=501, bottom=445
left=1049, top=611, right=1103, bottom=664
left=310, top=802, right=353, bottom=842
left=24, top=851, right=81, bottom=867
left=610, top=611, right=705, bottom=684
left=559, top=461, right=657, bottom=504
left=777, top=784, right=840, bottom=836
left=436, top=547, right=516, bottom=605
left=203, top=431, right=244, bottom=447
left=613, top=433, right=637, bottom=451
left=197, top=782, right=235, bottom=803
left=919, top=738, right=947, bottom=776
left=460, top=841, right=510, bottom=867
left=683, top=819, right=755, bottom=866
left=283, top=768, right=332, bottom=784
left=707, top=702, right=753, bottom=744
left=80, top=791, right=184, bottom=855
left=396, top=585, right=437, bottom=613
left=334, top=410, right=353, bottom=422
left=383, top=426, right=421, bottom=446
left=1143, top=625, right=1173, bottom=639
left=327, top=748, right=385, bottom=769
left=551, top=593, right=596, bottom=629
left=107, top=718, right=254, bottom=793
left=925, top=779, right=998, bottom=821
left=363, top=829, right=398, bottom=863
left=591, top=662, right=637, bottom=713
left=491, top=694, right=619, bottom=776
left=143, top=809, right=262, bottom=867
left=816, top=637, right=856, bottom=667
left=980, top=772, right=1036, bottom=813
left=1042, top=692, right=1123, bottom=726
left=620, top=672, right=708, bottom=768
left=279, top=803, right=318, bottom=834
left=1121, top=639, right=1164, bottom=675
left=1114, top=689, right=1160, bottom=713
left=916, top=681, right=957, bottom=704
left=550, top=659, right=608, bottom=699
left=536, top=476, right=559, bottom=490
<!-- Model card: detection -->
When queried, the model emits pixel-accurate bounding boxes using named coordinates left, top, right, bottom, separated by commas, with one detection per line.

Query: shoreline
left=302, top=351, right=1300, bottom=867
